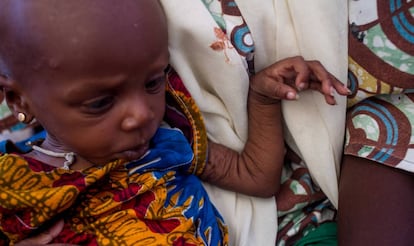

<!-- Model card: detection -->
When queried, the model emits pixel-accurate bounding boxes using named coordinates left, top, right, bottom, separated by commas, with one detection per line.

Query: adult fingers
left=305, top=60, right=335, bottom=97
left=266, top=56, right=311, bottom=91
left=305, top=80, right=331, bottom=104
left=308, top=60, right=351, bottom=95
left=250, top=72, right=298, bottom=101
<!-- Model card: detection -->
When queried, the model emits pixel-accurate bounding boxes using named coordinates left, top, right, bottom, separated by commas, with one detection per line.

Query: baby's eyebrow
left=62, top=75, right=126, bottom=99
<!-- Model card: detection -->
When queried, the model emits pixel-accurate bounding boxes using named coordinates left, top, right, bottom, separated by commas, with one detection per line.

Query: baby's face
left=7, top=0, right=169, bottom=167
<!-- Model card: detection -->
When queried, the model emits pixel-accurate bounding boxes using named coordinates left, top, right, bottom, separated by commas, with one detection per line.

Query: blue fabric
left=0, top=130, right=46, bottom=153
left=126, top=126, right=227, bottom=245
left=126, top=126, right=194, bottom=174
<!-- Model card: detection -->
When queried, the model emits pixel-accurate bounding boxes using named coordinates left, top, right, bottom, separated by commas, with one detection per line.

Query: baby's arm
left=200, top=56, right=349, bottom=197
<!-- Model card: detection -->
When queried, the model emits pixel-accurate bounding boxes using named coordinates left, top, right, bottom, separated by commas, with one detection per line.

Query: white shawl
left=160, top=1, right=348, bottom=245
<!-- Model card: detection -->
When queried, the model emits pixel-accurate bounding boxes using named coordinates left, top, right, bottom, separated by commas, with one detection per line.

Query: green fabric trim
left=294, top=222, right=337, bottom=246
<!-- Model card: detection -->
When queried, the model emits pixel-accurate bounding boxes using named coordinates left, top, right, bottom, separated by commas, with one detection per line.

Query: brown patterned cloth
left=276, top=148, right=337, bottom=246
left=345, top=0, right=414, bottom=173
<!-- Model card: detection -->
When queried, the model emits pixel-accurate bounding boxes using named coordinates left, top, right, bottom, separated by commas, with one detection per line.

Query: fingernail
left=344, top=84, right=352, bottom=94
left=298, top=83, right=306, bottom=91
left=330, top=86, right=335, bottom=97
left=287, top=92, right=299, bottom=100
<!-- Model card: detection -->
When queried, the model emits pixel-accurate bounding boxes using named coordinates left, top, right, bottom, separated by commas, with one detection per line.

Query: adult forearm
left=200, top=90, right=284, bottom=197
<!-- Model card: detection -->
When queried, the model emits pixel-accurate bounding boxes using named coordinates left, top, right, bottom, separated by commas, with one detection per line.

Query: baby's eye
left=82, top=96, right=114, bottom=114
left=145, top=76, right=165, bottom=94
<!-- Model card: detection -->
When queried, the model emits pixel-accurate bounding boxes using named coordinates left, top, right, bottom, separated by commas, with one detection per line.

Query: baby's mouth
left=119, top=143, right=149, bottom=161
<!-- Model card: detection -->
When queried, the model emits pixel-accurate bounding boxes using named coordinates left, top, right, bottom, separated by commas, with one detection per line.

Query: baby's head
left=0, top=0, right=169, bottom=168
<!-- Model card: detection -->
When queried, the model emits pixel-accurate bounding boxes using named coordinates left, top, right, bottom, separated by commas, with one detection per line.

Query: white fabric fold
left=236, top=0, right=348, bottom=208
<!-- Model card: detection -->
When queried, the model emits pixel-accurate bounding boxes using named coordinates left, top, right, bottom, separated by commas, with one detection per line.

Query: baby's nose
left=121, top=100, right=154, bottom=131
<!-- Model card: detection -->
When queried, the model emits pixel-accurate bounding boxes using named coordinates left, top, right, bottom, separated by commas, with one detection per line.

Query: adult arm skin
left=203, top=90, right=285, bottom=197
left=200, top=56, right=350, bottom=197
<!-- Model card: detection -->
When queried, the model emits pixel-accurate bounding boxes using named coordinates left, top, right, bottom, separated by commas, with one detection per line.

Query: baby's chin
left=111, top=144, right=150, bottom=163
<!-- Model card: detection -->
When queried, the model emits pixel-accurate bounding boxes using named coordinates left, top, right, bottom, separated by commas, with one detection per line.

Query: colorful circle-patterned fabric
left=345, top=0, right=414, bottom=173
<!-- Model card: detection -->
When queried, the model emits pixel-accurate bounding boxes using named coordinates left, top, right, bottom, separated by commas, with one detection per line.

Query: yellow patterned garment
left=0, top=70, right=228, bottom=245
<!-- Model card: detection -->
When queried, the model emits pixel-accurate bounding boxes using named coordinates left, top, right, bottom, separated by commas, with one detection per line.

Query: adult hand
left=15, top=220, right=77, bottom=246
left=250, top=56, right=350, bottom=105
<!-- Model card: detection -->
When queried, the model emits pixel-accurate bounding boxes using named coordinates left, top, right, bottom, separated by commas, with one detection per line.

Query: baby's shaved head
left=0, top=0, right=167, bottom=83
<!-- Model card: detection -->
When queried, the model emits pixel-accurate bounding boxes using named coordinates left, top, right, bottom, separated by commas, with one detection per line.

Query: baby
left=0, top=0, right=348, bottom=245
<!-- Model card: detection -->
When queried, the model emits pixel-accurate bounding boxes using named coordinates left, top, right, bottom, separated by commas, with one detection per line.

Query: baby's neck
left=25, top=142, right=96, bottom=170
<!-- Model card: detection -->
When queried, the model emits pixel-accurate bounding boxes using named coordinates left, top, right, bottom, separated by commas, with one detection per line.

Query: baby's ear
left=0, top=75, right=33, bottom=123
